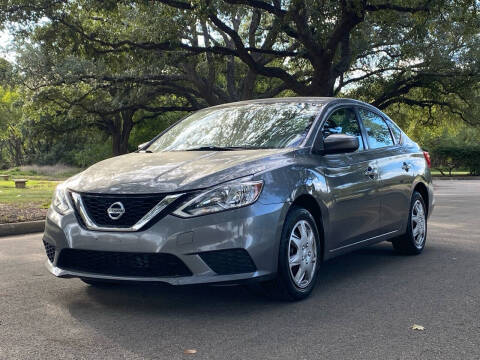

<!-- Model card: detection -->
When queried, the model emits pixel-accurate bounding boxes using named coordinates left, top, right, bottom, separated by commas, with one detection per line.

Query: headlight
left=173, top=179, right=264, bottom=217
left=52, top=184, right=72, bottom=215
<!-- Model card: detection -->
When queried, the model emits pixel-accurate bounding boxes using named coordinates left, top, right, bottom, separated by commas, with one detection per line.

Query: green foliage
left=0, top=0, right=479, bottom=167
left=71, top=139, right=112, bottom=168
left=0, top=86, right=24, bottom=168
left=431, top=144, right=480, bottom=176
left=424, top=128, right=480, bottom=176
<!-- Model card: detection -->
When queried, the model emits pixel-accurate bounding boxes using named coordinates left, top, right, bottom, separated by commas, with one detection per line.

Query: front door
left=319, top=107, right=382, bottom=251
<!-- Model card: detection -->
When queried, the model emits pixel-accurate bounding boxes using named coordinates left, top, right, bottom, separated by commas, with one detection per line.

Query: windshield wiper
left=184, top=145, right=270, bottom=151
left=184, top=146, right=236, bottom=151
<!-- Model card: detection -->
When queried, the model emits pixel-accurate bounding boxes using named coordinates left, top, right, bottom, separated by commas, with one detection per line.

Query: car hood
left=66, top=149, right=294, bottom=194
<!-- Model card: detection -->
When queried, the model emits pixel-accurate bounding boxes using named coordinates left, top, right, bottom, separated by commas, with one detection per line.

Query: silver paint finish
left=66, top=149, right=290, bottom=194
left=43, top=200, right=288, bottom=284
left=43, top=97, right=434, bottom=284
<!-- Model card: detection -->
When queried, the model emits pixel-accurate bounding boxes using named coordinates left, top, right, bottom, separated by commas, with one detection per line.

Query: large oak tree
left=1, top=0, right=479, bottom=155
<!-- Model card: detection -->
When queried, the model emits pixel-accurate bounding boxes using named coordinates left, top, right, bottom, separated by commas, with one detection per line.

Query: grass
left=431, top=170, right=471, bottom=176
left=0, top=179, right=61, bottom=223
left=0, top=179, right=60, bottom=208
left=0, top=164, right=80, bottom=223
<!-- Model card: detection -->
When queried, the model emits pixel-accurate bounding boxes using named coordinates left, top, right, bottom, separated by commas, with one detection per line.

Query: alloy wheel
left=411, top=199, right=426, bottom=249
left=288, top=220, right=317, bottom=289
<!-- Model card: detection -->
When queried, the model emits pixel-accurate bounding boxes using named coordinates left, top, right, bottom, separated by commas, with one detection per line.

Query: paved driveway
left=0, top=180, right=479, bottom=359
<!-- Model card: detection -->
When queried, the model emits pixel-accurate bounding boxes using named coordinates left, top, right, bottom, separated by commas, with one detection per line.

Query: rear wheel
left=261, top=206, right=321, bottom=301
left=392, top=191, right=427, bottom=255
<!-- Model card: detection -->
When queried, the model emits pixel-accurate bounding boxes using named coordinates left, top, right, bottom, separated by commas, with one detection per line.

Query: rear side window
left=322, top=108, right=364, bottom=151
left=387, top=120, right=402, bottom=144
left=358, top=109, right=394, bottom=149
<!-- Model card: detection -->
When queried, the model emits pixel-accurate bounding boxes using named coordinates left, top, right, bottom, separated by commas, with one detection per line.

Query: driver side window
left=322, top=108, right=364, bottom=151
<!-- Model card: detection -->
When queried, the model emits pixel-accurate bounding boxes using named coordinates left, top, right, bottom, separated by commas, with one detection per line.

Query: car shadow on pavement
left=59, top=241, right=442, bottom=357
left=64, top=241, right=420, bottom=313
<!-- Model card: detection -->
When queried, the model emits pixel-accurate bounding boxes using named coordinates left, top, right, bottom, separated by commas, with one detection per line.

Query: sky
left=0, top=29, right=15, bottom=62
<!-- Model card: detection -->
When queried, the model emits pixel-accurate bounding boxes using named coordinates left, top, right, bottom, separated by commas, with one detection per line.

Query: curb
left=0, top=220, right=45, bottom=237
left=433, top=176, right=480, bottom=180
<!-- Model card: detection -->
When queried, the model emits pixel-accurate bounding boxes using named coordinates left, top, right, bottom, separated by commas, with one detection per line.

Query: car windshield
left=146, top=102, right=323, bottom=152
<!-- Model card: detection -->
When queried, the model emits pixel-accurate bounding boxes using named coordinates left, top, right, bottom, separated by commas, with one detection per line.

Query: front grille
left=79, top=193, right=166, bottom=227
left=43, top=240, right=56, bottom=263
left=198, top=249, right=257, bottom=275
left=57, top=249, right=192, bottom=277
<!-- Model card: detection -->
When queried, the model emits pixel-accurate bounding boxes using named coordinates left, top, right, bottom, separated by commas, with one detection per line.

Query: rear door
left=357, top=108, right=411, bottom=233
left=319, top=107, right=382, bottom=251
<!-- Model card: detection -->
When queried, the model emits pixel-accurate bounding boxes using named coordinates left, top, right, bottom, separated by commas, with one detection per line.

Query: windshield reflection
left=148, top=102, right=323, bottom=152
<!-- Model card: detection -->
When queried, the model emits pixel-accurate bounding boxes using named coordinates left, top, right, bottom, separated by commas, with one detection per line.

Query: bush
left=19, top=164, right=81, bottom=178
left=70, top=140, right=112, bottom=168
left=430, top=144, right=480, bottom=176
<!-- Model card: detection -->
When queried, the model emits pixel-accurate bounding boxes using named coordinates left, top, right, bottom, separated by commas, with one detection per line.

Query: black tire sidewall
left=277, top=206, right=321, bottom=299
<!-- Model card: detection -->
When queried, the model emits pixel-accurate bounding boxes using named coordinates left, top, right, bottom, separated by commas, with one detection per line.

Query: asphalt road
left=1, top=180, right=479, bottom=360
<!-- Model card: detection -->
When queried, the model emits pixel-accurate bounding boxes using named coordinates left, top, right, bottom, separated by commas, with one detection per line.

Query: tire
left=392, top=191, right=427, bottom=255
left=261, top=206, right=322, bottom=301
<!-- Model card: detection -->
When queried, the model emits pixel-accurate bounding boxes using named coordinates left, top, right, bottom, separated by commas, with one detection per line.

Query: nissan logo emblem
left=107, top=202, right=125, bottom=220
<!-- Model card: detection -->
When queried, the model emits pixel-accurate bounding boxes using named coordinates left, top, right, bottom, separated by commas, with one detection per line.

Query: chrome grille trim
left=70, top=192, right=184, bottom=232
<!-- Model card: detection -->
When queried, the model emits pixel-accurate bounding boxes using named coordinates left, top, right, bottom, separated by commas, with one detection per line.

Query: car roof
left=205, top=97, right=373, bottom=110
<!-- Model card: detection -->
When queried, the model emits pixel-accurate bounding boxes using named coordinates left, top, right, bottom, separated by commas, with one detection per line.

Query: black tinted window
left=322, top=108, right=364, bottom=151
left=359, top=109, right=394, bottom=149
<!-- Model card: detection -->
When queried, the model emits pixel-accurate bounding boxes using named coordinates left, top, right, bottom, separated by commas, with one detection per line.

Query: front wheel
left=262, top=206, right=321, bottom=301
left=392, top=191, right=427, bottom=255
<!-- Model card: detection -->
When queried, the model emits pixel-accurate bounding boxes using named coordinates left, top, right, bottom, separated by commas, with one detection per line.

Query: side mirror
left=137, top=142, right=149, bottom=151
left=321, top=134, right=359, bottom=155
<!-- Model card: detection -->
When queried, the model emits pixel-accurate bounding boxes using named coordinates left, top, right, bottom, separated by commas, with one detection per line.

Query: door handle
left=364, top=166, right=378, bottom=179
left=402, top=162, right=411, bottom=172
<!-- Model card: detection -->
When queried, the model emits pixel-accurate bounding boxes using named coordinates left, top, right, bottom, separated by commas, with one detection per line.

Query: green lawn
left=0, top=165, right=79, bottom=222
left=0, top=179, right=61, bottom=223
left=430, top=170, right=471, bottom=176
left=0, top=179, right=60, bottom=206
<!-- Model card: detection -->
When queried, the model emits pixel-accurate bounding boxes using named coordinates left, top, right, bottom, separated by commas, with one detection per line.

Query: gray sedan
left=43, top=97, right=434, bottom=300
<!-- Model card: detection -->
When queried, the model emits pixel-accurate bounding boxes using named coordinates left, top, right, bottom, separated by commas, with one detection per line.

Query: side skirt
left=326, top=230, right=400, bottom=259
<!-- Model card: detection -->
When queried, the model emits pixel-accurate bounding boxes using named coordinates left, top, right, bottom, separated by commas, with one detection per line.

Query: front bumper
left=42, top=201, right=287, bottom=285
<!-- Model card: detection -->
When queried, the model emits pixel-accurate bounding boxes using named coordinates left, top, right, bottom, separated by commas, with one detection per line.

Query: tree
left=22, top=0, right=477, bottom=112
left=9, top=1, right=288, bottom=154
left=1, top=0, right=479, bottom=158
left=0, top=86, right=24, bottom=166
left=16, top=29, right=198, bottom=155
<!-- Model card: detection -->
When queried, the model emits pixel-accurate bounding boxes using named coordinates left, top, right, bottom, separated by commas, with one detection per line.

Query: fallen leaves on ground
left=0, top=203, right=48, bottom=223
left=411, top=324, right=425, bottom=331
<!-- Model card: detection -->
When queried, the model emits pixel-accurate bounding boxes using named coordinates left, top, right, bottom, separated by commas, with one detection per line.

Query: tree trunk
left=111, top=110, right=135, bottom=156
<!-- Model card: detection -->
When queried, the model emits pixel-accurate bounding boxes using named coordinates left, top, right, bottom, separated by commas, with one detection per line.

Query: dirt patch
left=0, top=203, right=48, bottom=224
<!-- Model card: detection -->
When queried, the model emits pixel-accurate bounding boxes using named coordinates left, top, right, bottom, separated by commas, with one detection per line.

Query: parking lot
left=0, top=180, right=479, bottom=359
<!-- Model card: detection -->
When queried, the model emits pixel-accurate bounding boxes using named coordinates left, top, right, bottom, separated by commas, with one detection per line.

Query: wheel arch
left=289, top=194, right=326, bottom=262
left=412, top=181, right=429, bottom=216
